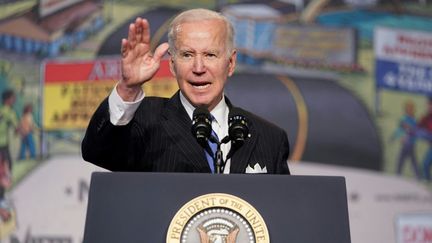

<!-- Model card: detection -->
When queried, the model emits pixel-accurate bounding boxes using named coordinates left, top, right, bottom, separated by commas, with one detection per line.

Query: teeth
left=192, top=83, right=210, bottom=89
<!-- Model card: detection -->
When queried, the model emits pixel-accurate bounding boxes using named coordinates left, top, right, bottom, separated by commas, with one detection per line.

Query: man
left=82, top=8, right=290, bottom=174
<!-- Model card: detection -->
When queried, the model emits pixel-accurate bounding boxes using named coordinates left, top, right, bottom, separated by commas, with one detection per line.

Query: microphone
left=191, top=106, right=224, bottom=173
left=191, top=106, right=212, bottom=146
left=228, top=108, right=250, bottom=148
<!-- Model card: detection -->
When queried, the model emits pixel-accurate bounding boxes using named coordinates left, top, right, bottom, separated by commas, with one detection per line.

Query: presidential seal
left=166, top=193, right=270, bottom=243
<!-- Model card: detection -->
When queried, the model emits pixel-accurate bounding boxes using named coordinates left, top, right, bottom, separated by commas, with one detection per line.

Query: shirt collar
left=179, top=91, right=229, bottom=126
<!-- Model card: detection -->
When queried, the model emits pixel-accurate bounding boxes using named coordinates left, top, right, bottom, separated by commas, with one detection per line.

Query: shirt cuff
left=108, top=84, right=145, bottom=125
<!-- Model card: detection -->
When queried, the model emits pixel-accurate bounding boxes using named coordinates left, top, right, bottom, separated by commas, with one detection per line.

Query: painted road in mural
left=97, top=7, right=382, bottom=170
left=226, top=73, right=382, bottom=170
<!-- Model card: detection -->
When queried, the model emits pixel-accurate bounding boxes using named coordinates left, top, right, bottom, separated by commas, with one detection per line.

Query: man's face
left=169, top=19, right=236, bottom=111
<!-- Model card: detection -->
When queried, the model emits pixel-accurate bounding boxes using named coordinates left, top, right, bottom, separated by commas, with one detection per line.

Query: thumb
left=153, top=42, right=169, bottom=61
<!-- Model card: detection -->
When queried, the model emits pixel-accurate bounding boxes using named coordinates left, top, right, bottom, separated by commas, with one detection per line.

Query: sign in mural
left=375, top=27, right=432, bottom=95
left=272, top=25, right=357, bottom=66
left=39, top=0, right=85, bottom=18
left=224, top=4, right=358, bottom=70
left=42, top=58, right=176, bottom=130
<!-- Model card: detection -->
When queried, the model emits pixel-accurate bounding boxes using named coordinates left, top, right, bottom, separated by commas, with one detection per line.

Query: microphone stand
left=210, top=136, right=230, bottom=174
left=215, top=143, right=223, bottom=174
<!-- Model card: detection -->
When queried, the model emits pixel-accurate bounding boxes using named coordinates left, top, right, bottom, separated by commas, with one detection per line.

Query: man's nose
left=192, top=55, right=206, bottom=74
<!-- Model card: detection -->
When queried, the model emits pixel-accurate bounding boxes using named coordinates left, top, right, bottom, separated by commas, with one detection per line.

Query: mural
left=0, top=0, right=431, bottom=242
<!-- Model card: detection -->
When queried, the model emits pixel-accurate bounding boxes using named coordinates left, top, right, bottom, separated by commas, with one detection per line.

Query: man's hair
left=167, top=8, right=235, bottom=57
left=2, top=89, right=14, bottom=104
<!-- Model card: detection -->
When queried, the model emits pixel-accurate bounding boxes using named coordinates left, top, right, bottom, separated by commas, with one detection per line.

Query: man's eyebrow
left=176, top=48, right=221, bottom=54
left=177, top=48, right=194, bottom=52
left=205, top=49, right=220, bottom=53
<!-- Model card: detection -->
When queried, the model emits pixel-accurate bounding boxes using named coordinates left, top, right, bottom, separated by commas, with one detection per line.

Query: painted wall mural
left=0, top=0, right=431, bottom=242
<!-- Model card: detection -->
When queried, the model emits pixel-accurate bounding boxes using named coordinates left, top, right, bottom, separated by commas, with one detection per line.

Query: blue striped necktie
left=205, top=124, right=218, bottom=173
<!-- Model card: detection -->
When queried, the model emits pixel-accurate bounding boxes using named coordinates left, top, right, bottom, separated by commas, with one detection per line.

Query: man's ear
left=168, top=51, right=176, bottom=76
left=228, top=50, right=237, bottom=77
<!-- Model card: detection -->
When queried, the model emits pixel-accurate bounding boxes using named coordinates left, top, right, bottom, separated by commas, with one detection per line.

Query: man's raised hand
left=118, top=17, right=169, bottom=101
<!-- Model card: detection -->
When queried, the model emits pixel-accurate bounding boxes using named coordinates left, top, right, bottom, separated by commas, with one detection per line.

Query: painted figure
left=391, top=100, right=421, bottom=179
left=0, top=89, right=17, bottom=220
left=417, top=98, right=432, bottom=181
left=17, top=104, right=37, bottom=160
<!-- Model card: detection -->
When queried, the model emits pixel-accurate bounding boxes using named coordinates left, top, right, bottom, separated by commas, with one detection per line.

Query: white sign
left=375, top=27, right=432, bottom=66
left=396, top=213, right=432, bottom=243
left=375, top=27, right=432, bottom=95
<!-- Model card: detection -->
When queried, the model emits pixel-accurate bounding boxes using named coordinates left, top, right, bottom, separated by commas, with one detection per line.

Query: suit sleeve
left=81, top=98, right=139, bottom=171
left=275, top=131, right=290, bottom=174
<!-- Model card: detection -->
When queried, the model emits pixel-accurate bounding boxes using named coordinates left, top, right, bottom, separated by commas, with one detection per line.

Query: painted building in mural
left=0, top=0, right=104, bottom=57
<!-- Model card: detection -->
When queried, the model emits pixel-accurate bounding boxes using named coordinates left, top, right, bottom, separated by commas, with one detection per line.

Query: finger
left=128, top=23, right=136, bottom=48
left=142, top=19, right=151, bottom=44
left=153, top=42, right=169, bottom=61
left=121, top=38, right=129, bottom=58
left=135, top=17, right=143, bottom=43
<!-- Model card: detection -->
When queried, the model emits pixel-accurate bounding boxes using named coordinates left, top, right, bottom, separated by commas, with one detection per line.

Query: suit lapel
left=161, top=92, right=211, bottom=172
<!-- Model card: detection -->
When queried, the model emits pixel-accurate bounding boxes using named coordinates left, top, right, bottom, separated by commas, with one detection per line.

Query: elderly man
left=82, top=8, right=290, bottom=174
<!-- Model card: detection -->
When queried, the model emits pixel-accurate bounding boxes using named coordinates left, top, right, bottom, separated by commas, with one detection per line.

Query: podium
left=83, top=172, right=351, bottom=243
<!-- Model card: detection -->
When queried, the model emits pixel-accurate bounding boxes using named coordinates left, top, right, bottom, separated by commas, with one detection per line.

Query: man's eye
left=181, top=52, right=192, bottom=58
left=206, top=53, right=217, bottom=58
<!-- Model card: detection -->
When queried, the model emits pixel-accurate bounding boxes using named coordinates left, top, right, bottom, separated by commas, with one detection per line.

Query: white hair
left=167, top=8, right=235, bottom=57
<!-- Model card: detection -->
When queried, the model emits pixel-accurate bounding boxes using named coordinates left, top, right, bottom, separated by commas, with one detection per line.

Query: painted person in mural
left=417, top=97, right=432, bottom=181
left=17, top=103, right=37, bottom=160
left=82, top=8, right=290, bottom=174
left=390, top=100, right=421, bottom=179
left=0, top=152, right=11, bottom=221
left=0, top=90, right=17, bottom=168
left=0, top=89, right=17, bottom=217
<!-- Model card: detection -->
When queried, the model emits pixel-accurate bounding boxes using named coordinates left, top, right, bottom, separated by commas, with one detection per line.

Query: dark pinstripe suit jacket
left=81, top=92, right=290, bottom=174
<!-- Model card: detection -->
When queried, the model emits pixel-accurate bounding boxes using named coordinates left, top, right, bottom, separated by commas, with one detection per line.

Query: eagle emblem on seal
left=197, top=217, right=240, bottom=243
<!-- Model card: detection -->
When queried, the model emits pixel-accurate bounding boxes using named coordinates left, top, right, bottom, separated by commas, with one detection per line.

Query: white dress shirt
left=108, top=85, right=232, bottom=173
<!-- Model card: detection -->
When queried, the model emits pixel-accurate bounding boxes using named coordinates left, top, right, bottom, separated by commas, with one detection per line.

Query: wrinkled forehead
left=173, top=20, right=228, bottom=50
left=173, top=18, right=227, bottom=38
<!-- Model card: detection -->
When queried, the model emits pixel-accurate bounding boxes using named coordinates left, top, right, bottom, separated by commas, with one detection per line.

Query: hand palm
left=120, top=18, right=169, bottom=88
left=122, top=42, right=160, bottom=86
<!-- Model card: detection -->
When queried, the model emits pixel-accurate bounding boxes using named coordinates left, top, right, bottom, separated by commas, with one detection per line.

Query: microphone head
left=191, top=106, right=212, bottom=146
left=228, top=108, right=249, bottom=147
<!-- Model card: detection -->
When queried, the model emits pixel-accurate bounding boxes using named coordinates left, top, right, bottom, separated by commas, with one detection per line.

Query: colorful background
left=0, top=0, right=431, bottom=242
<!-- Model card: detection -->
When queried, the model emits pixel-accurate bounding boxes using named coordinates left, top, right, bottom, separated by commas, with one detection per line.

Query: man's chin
left=191, top=100, right=210, bottom=109
left=183, top=92, right=221, bottom=110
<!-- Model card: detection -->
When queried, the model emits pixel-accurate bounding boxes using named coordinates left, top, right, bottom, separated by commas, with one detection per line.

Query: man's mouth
left=190, top=81, right=211, bottom=89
